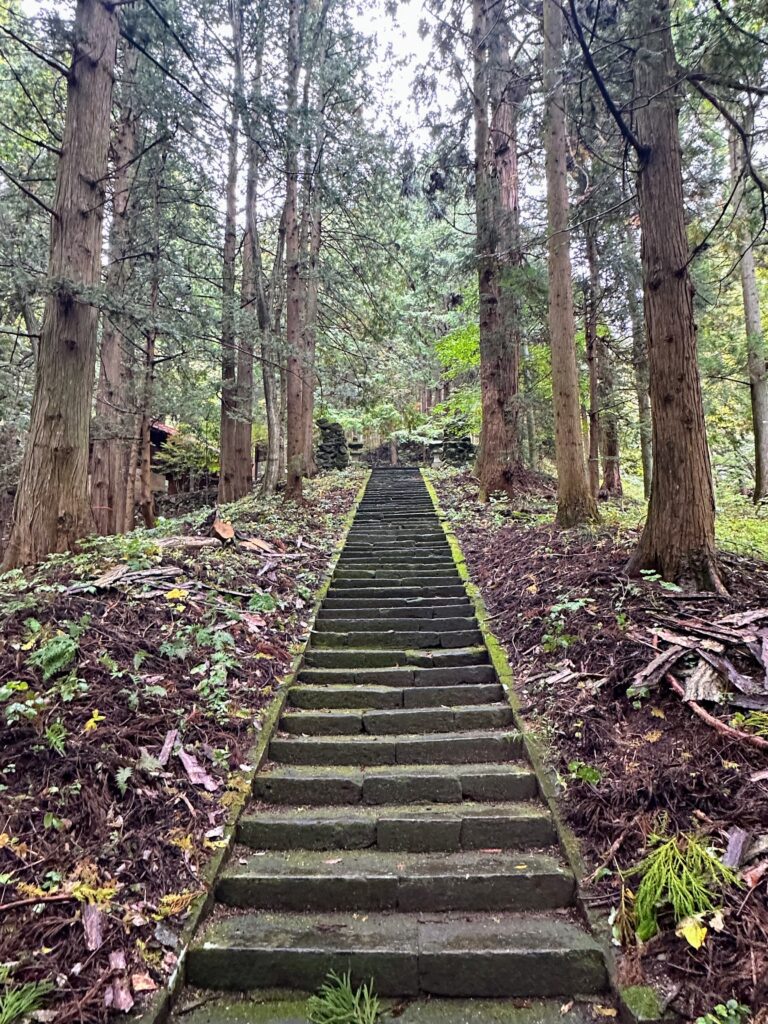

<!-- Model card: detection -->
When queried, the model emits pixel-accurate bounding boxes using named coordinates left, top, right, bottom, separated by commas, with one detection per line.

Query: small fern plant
left=307, top=970, right=380, bottom=1024
left=628, top=831, right=739, bottom=942
left=0, top=979, right=54, bottom=1024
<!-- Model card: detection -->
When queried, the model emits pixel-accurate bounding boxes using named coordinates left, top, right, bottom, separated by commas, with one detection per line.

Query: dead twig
left=665, top=673, right=768, bottom=752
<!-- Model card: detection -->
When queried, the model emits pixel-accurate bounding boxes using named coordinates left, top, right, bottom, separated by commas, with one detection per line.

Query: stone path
left=181, top=468, right=608, bottom=1022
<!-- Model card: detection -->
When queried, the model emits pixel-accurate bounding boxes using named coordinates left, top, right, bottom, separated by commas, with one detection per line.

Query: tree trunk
left=137, top=159, right=162, bottom=530
left=218, top=1, right=244, bottom=505
left=302, top=200, right=321, bottom=478
left=284, top=0, right=304, bottom=501
left=626, top=227, right=653, bottom=498
left=472, top=0, right=524, bottom=500
left=90, top=41, right=139, bottom=536
left=729, top=125, right=768, bottom=504
left=626, top=0, right=723, bottom=591
left=2, top=0, right=118, bottom=568
left=584, top=228, right=600, bottom=498
left=542, top=0, right=597, bottom=527
left=521, top=339, right=538, bottom=469
left=598, top=334, right=623, bottom=496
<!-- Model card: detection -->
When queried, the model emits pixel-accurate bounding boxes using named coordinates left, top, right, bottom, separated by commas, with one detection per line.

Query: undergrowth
left=0, top=974, right=53, bottom=1024
left=307, top=971, right=380, bottom=1024
left=627, top=831, right=739, bottom=942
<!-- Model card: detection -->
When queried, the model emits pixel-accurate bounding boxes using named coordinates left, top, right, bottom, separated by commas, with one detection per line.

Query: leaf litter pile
left=433, top=469, right=768, bottom=1022
left=0, top=468, right=366, bottom=1023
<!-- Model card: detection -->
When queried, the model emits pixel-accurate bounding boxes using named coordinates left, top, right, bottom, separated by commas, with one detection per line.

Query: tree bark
left=284, top=0, right=304, bottom=500
left=472, top=0, right=525, bottom=500
left=90, top=41, right=139, bottom=536
left=218, top=1, right=244, bottom=505
left=521, top=339, right=538, bottom=469
left=542, top=0, right=598, bottom=527
left=584, top=227, right=600, bottom=498
left=626, top=0, right=724, bottom=591
left=137, top=157, right=162, bottom=530
left=626, top=227, right=653, bottom=498
left=3, top=0, right=119, bottom=568
left=598, top=334, right=623, bottom=496
left=729, top=124, right=768, bottom=504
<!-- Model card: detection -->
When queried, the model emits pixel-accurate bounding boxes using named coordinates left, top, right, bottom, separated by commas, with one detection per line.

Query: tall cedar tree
left=542, top=0, right=598, bottom=527
left=3, top=0, right=119, bottom=568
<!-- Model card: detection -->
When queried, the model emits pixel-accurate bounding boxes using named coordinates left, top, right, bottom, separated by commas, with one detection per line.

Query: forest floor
left=431, top=468, right=768, bottom=1023
left=0, top=467, right=366, bottom=1023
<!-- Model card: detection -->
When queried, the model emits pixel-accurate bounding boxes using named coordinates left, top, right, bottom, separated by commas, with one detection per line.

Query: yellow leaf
left=643, top=729, right=662, bottom=743
left=83, top=709, right=106, bottom=733
left=650, top=707, right=666, bottom=719
left=165, top=588, right=188, bottom=602
left=592, top=1007, right=618, bottom=1018
left=526, top=583, right=538, bottom=594
left=722, top=760, right=739, bottom=769
left=676, top=916, right=707, bottom=949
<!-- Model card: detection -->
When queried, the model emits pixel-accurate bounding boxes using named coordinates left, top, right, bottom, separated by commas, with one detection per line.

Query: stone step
left=175, top=995, right=604, bottom=1024
left=321, top=595, right=472, bottom=610
left=334, top=568, right=459, bottom=579
left=216, top=850, right=574, bottom=912
left=268, top=729, right=522, bottom=766
left=252, top=762, right=537, bottom=805
left=317, top=606, right=474, bottom=621
left=186, top=911, right=607, bottom=997
left=303, top=647, right=488, bottom=670
left=337, top=554, right=455, bottom=563
left=327, top=585, right=467, bottom=600
left=313, top=617, right=477, bottom=633
left=328, top=575, right=463, bottom=589
left=297, top=664, right=497, bottom=686
left=287, top=682, right=506, bottom=710
left=309, top=629, right=484, bottom=651
left=279, top=703, right=514, bottom=737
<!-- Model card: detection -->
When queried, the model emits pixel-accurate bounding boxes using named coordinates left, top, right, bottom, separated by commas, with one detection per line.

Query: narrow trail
left=179, top=468, right=609, bottom=1022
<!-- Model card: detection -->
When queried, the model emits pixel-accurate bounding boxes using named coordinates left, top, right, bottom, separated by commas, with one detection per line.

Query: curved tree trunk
left=542, top=0, right=598, bottom=527
left=626, top=0, right=724, bottom=591
left=3, top=0, right=118, bottom=569
left=90, top=41, right=139, bottom=536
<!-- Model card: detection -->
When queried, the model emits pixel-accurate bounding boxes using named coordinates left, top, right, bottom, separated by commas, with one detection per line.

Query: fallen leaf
left=592, top=1008, right=618, bottom=1018
left=676, top=916, right=707, bottom=949
left=240, top=536, right=276, bottom=554
left=643, top=729, right=663, bottom=743
left=131, top=973, right=157, bottom=994
left=109, top=950, right=127, bottom=972
left=650, top=707, right=666, bottom=719
left=157, top=729, right=179, bottom=767
left=742, top=860, right=768, bottom=888
left=709, top=911, right=725, bottom=932
left=560, top=1002, right=574, bottom=1014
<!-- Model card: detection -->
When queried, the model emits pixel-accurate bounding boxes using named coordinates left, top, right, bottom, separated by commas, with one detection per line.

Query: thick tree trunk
left=137, top=164, right=162, bottom=530
left=284, top=0, right=304, bottom=501
left=521, top=339, right=538, bottom=469
left=90, top=42, right=139, bottom=536
left=218, top=2, right=244, bottom=505
left=542, top=0, right=597, bottom=527
left=626, top=229, right=653, bottom=498
left=626, top=0, right=724, bottom=591
left=302, top=200, right=320, bottom=478
left=729, top=126, right=768, bottom=504
left=3, top=0, right=118, bottom=569
left=472, top=0, right=524, bottom=500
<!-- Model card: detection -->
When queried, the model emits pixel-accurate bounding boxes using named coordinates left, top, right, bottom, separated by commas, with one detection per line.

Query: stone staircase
left=180, top=468, right=609, bottom=1022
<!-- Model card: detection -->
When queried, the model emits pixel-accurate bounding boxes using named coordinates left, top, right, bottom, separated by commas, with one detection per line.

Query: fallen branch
left=665, top=673, right=768, bottom=752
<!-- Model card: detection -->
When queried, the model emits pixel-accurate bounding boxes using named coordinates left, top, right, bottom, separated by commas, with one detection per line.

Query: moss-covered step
left=317, top=605, right=474, bottom=620
left=175, top=994, right=605, bottom=1024
left=297, top=665, right=497, bottom=686
left=279, top=702, right=514, bottom=737
left=186, top=910, right=607, bottom=997
left=303, top=648, right=489, bottom=670
left=215, top=849, right=575, bottom=912
left=252, top=761, right=538, bottom=805
left=321, top=595, right=472, bottom=609
left=268, top=729, right=523, bottom=767
left=309, top=629, right=484, bottom=651
left=313, top=616, right=478, bottom=632
left=286, top=682, right=506, bottom=710
left=327, top=585, right=468, bottom=600
left=237, top=800, right=556, bottom=851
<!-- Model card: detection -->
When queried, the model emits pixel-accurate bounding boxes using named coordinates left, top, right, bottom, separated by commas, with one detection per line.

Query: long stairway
left=183, top=468, right=608, bottom=1019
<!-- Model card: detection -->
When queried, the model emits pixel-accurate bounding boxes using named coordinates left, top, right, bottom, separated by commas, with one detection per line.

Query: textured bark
left=284, top=0, right=303, bottom=500
left=3, top=0, right=118, bottom=568
left=521, top=339, right=538, bottom=469
left=626, top=228, right=653, bottom=498
left=626, top=0, right=724, bottom=591
left=90, top=42, right=139, bottom=536
left=729, top=126, right=768, bottom=503
left=218, top=2, right=244, bottom=505
left=598, top=335, right=623, bottom=496
left=584, top=227, right=600, bottom=498
left=542, top=0, right=597, bottom=527
left=301, top=200, right=321, bottom=478
left=472, top=0, right=524, bottom=500
left=137, top=163, right=162, bottom=530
